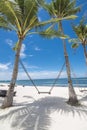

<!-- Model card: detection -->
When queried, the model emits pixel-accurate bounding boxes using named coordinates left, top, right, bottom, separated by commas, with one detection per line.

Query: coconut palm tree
left=38, top=0, right=80, bottom=105
left=0, top=0, right=41, bottom=108
left=70, top=18, right=87, bottom=65
left=0, top=0, right=76, bottom=108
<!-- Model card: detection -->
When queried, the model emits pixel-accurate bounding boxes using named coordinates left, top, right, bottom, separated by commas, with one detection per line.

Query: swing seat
left=38, top=91, right=51, bottom=94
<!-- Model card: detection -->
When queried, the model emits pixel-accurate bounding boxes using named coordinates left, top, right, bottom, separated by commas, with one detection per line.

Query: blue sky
left=0, top=0, right=87, bottom=80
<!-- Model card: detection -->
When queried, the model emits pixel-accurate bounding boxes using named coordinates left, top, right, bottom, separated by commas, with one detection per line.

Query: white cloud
left=0, top=72, right=12, bottom=80
left=20, top=44, right=26, bottom=59
left=28, top=55, right=33, bottom=57
left=0, top=62, right=67, bottom=80
left=84, top=10, right=87, bottom=17
left=16, top=70, right=87, bottom=80
left=0, top=63, right=11, bottom=70
left=17, top=70, right=67, bottom=80
left=0, top=61, right=85, bottom=80
left=27, top=65, right=39, bottom=69
left=6, top=39, right=27, bottom=59
left=34, top=47, right=41, bottom=51
left=29, top=35, right=33, bottom=38
left=19, top=62, right=39, bottom=70
left=6, top=39, right=14, bottom=48
left=38, top=16, right=42, bottom=22
left=0, top=68, right=86, bottom=80
left=30, top=70, right=67, bottom=79
left=0, top=63, right=12, bottom=80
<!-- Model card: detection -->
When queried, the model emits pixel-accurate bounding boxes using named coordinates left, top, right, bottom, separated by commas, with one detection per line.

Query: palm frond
left=69, top=38, right=81, bottom=44
left=71, top=43, right=79, bottom=48
left=36, top=0, right=45, bottom=6
left=39, top=27, right=69, bottom=39
left=63, top=0, right=80, bottom=17
left=0, top=15, right=18, bottom=31
left=13, top=41, right=19, bottom=51
left=0, top=0, right=39, bottom=36
left=0, top=0, right=22, bottom=32
left=5, top=0, right=22, bottom=32
left=0, top=16, right=10, bottom=30
left=39, top=0, right=80, bottom=18
left=16, top=0, right=39, bottom=34
left=36, top=15, right=77, bottom=27
left=72, top=18, right=87, bottom=42
left=24, top=16, right=38, bottom=36
left=23, top=0, right=39, bottom=28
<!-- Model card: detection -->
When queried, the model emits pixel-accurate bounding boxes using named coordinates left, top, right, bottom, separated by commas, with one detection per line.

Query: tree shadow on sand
left=80, top=94, right=87, bottom=102
left=0, top=96, right=87, bottom=130
left=0, top=98, right=4, bottom=106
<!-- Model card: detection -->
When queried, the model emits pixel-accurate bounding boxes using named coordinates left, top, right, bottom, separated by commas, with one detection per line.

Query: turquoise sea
left=0, top=77, right=87, bottom=87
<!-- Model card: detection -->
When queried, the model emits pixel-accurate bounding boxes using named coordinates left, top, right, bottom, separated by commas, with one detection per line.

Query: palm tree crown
left=42, top=0, right=80, bottom=18
left=70, top=18, right=87, bottom=64
left=0, top=0, right=39, bottom=39
left=72, top=18, right=87, bottom=45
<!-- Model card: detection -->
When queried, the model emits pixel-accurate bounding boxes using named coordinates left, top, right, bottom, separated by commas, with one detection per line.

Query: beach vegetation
left=69, top=17, right=87, bottom=65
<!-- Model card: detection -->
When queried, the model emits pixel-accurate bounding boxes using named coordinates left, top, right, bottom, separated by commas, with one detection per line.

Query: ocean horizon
left=0, top=77, right=87, bottom=87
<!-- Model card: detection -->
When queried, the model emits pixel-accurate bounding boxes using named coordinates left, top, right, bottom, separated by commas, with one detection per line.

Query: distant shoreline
left=0, top=77, right=87, bottom=87
left=0, top=77, right=87, bottom=81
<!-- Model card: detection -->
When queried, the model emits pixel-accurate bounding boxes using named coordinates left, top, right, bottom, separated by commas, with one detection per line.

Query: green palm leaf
left=37, top=0, right=80, bottom=18
left=39, top=29, right=69, bottom=39
left=72, top=17, right=87, bottom=44
left=71, top=43, right=79, bottom=48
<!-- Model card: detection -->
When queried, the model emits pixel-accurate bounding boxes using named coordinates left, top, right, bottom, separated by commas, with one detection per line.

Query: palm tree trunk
left=1, top=38, right=23, bottom=109
left=82, top=44, right=87, bottom=65
left=59, top=21, right=78, bottom=105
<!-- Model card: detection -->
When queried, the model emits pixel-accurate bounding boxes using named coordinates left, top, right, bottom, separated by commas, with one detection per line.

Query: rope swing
left=19, top=59, right=65, bottom=94
left=71, top=65, right=87, bottom=93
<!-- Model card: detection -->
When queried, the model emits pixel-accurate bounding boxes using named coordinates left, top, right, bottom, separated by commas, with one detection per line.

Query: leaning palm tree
left=69, top=18, right=87, bottom=65
left=38, top=0, right=80, bottom=105
left=0, top=0, right=41, bottom=108
left=0, top=0, right=75, bottom=108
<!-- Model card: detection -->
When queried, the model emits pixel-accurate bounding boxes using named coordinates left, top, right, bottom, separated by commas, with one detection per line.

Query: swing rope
left=70, top=65, right=87, bottom=92
left=19, top=59, right=65, bottom=94
left=19, top=59, right=40, bottom=93
left=49, top=62, right=65, bottom=93
left=70, top=65, right=82, bottom=92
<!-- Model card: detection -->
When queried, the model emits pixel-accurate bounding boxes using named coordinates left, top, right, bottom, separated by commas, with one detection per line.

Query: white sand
left=0, top=85, right=87, bottom=130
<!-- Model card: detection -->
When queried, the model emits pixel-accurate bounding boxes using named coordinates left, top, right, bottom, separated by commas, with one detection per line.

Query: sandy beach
left=0, top=85, right=87, bottom=130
